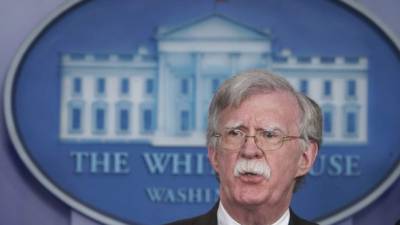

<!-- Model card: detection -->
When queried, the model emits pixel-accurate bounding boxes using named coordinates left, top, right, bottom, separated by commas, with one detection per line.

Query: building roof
left=156, top=14, right=271, bottom=41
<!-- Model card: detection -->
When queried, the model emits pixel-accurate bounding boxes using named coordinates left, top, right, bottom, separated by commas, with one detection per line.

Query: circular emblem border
left=3, top=0, right=400, bottom=225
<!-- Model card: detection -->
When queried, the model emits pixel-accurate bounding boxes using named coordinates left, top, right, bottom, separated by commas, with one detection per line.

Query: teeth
left=242, top=172, right=254, bottom=175
left=243, top=172, right=257, bottom=176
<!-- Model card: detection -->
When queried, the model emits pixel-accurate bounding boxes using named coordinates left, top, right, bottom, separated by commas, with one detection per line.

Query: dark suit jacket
left=164, top=202, right=318, bottom=225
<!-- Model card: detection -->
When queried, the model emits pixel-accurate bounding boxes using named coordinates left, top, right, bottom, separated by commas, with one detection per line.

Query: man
left=166, top=70, right=322, bottom=225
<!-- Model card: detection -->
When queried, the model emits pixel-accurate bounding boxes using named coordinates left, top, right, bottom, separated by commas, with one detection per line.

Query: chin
left=234, top=187, right=271, bottom=206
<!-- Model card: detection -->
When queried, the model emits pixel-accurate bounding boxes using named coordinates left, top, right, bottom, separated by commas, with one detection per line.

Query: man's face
left=208, top=91, right=317, bottom=209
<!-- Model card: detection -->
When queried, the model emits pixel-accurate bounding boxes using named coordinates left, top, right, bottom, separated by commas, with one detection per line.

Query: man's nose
left=240, top=135, right=263, bottom=159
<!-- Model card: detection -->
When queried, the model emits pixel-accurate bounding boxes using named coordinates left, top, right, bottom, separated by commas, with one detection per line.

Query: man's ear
left=296, top=142, right=318, bottom=177
left=208, top=146, right=219, bottom=173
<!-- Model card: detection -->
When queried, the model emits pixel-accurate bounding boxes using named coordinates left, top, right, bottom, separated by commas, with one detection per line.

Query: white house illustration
left=59, top=14, right=368, bottom=146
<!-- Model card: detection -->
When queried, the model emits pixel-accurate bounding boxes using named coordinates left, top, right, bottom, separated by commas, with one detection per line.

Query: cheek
left=216, top=153, right=236, bottom=177
left=270, top=151, right=302, bottom=178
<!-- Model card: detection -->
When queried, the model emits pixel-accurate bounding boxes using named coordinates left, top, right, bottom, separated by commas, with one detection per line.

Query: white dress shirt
left=217, top=201, right=290, bottom=225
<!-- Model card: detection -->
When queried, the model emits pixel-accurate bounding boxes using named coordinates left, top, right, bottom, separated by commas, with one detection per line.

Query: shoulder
left=164, top=216, right=197, bottom=225
left=164, top=215, right=204, bottom=225
left=289, top=210, right=319, bottom=225
left=163, top=203, right=218, bottom=225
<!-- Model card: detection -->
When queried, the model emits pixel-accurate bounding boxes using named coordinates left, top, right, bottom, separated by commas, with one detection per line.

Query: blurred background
left=0, top=0, right=399, bottom=225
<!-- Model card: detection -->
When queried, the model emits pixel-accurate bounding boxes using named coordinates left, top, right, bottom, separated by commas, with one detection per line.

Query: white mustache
left=234, top=159, right=271, bottom=179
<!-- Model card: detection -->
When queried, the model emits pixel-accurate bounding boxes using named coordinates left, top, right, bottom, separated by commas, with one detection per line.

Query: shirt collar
left=217, top=201, right=290, bottom=225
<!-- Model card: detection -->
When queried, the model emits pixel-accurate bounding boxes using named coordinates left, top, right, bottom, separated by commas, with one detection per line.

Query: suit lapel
left=194, top=201, right=219, bottom=225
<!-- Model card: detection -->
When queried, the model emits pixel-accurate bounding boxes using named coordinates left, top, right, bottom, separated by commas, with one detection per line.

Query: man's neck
left=219, top=196, right=291, bottom=225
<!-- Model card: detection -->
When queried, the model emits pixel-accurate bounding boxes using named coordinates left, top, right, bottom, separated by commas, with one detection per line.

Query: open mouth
left=238, top=172, right=266, bottom=183
left=242, top=172, right=259, bottom=176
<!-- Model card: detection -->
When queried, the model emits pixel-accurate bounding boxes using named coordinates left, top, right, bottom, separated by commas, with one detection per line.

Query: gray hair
left=207, top=70, right=322, bottom=148
left=206, top=70, right=322, bottom=189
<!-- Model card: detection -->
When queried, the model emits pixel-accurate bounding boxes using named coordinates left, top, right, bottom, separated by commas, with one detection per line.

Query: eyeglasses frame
left=212, top=130, right=305, bottom=152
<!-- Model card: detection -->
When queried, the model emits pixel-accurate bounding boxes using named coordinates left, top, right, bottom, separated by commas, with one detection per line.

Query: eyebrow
left=260, top=127, right=282, bottom=132
left=223, top=123, right=284, bottom=134
left=258, top=127, right=285, bottom=135
left=223, top=121, right=244, bottom=129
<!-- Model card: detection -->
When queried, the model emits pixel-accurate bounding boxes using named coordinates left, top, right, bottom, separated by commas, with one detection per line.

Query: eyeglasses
left=213, top=128, right=304, bottom=152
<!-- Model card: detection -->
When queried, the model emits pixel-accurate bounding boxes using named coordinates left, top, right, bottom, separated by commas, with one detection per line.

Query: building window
left=140, top=103, right=156, bottom=133
left=145, top=79, right=154, bottom=95
left=343, top=104, right=359, bottom=137
left=324, top=111, right=332, bottom=134
left=300, top=79, right=308, bottom=95
left=72, top=78, right=81, bottom=95
left=72, top=108, right=82, bottom=131
left=120, top=109, right=129, bottom=131
left=68, top=100, right=84, bottom=133
left=323, top=111, right=333, bottom=135
left=180, top=110, right=190, bottom=132
left=144, top=109, right=153, bottom=132
left=346, top=112, right=357, bottom=134
left=96, top=109, right=105, bottom=131
left=347, top=80, right=356, bottom=98
left=92, top=102, right=107, bottom=134
left=323, top=80, right=332, bottom=97
left=212, top=79, right=220, bottom=93
left=322, top=105, right=334, bottom=136
left=96, top=78, right=106, bottom=95
left=181, top=78, right=189, bottom=95
left=116, top=101, right=132, bottom=134
left=120, top=78, right=130, bottom=95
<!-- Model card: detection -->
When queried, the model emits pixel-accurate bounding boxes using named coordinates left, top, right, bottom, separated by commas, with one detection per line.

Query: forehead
left=219, top=91, right=301, bottom=129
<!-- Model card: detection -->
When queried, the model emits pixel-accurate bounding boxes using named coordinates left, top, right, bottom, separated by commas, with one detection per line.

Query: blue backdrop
left=0, top=1, right=399, bottom=225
